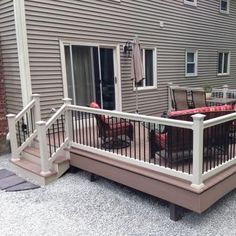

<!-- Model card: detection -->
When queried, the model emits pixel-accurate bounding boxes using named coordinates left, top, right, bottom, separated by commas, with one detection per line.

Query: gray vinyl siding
left=24, top=0, right=236, bottom=115
left=0, top=0, right=22, bottom=114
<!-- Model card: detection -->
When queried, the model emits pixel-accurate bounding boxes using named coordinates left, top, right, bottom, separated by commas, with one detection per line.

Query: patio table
left=142, top=122, right=166, bottom=133
left=206, top=97, right=236, bottom=105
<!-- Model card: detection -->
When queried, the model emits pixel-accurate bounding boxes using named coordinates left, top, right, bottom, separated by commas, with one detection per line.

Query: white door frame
left=59, top=40, right=122, bottom=111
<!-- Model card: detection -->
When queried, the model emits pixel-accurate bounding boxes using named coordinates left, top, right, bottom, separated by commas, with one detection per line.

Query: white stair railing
left=36, top=98, right=72, bottom=174
left=7, top=94, right=41, bottom=161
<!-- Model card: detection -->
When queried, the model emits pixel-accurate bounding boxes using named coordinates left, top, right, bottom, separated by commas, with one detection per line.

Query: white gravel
left=0, top=153, right=235, bottom=236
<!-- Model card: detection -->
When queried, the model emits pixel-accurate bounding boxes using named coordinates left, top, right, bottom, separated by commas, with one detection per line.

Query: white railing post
left=31, top=94, right=41, bottom=122
left=63, top=98, right=73, bottom=145
left=6, top=114, right=20, bottom=161
left=36, top=121, right=51, bottom=176
left=191, top=114, right=205, bottom=190
left=168, top=82, right=173, bottom=112
left=223, top=84, right=229, bottom=99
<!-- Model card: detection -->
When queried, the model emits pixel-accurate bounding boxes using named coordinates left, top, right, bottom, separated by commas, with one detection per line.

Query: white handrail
left=46, top=104, right=66, bottom=129
left=204, top=111, right=236, bottom=129
left=68, top=105, right=193, bottom=130
left=15, top=99, right=35, bottom=122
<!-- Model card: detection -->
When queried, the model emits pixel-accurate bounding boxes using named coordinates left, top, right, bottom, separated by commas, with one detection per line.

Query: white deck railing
left=7, top=95, right=236, bottom=189
left=7, top=94, right=41, bottom=161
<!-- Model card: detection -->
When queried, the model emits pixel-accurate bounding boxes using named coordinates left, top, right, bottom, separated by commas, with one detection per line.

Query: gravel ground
left=0, top=153, right=235, bottom=236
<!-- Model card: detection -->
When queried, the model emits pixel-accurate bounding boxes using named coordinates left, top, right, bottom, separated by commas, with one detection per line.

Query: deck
left=8, top=96, right=236, bottom=220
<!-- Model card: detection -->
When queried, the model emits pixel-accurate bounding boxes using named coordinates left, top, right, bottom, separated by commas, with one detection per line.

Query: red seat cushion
left=89, top=102, right=106, bottom=121
left=89, top=102, right=100, bottom=109
left=168, top=105, right=233, bottom=118
left=155, top=133, right=167, bottom=149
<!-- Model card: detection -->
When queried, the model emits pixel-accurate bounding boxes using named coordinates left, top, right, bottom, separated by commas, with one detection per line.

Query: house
left=0, top=0, right=236, bottom=117
left=1, top=0, right=236, bottom=220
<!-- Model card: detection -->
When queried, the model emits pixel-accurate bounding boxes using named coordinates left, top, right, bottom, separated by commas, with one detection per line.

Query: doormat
left=0, top=169, right=40, bottom=192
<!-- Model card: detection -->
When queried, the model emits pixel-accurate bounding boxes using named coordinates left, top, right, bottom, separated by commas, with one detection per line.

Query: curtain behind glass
left=72, top=46, right=95, bottom=106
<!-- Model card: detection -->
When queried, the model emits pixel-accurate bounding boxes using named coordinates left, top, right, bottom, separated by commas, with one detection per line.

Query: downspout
left=13, top=0, right=32, bottom=107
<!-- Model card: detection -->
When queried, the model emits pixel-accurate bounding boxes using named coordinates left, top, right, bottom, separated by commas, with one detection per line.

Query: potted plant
left=203, top=84, right=213, bottom=99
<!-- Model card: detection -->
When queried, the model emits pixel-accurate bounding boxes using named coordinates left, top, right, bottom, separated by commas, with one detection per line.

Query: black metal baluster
left=89, top=113, right=92, bottom=147
left=92, top=114, right=95, bottom=148
left=30, top=108, right=34, bottom=132
left=111, top=117, right=114, bottom=153
left=17, top=121, right=22, bottom=146
left=72, top=110, right=75, bottom=142
left=52, top=123, right=56, bottom=152
left=77, top=111, right=82, bottom=144
left=120, top=117, right=124, bottom=156
left=61, top=115, right=65, bottom=141
left=153, top=123, right=157, bottom=165
left=22, top=117, right=26, bottom=142
left=82, top=112, right=85, bottom=145
left=57, top=119, right=61, bottom=147
left=143, top=122, right=146, bottom=163
left=138, top=121, right=141, bottom=161
left=85, top=112, right=89, bottom=146
left=133, top=120, right=136, bottom=159
left=75, top=111, right=79, bottom=143
left=129, top=120, right=132, bottom=158
left=48, top=128, right=52, bottom=157
left=124, top=119, right=128, bottom=157
left=116, top=117, right=119, bottom=155
left=26, top=112, right=29, bottom=137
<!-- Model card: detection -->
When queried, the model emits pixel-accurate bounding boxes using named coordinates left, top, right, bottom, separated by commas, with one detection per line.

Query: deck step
left=53, top=155, right=68, bottom=164
left=23, top=146, right=40, bottom=157
left=12, top=159, right=56, bottom=177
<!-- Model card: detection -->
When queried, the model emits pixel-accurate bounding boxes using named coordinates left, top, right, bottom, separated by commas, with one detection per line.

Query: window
left=220, top=0, right=230, bottom=14
left=218, top=52, right=230, bottom=75
left=184, top=0, right=197, bottom=6
left=136, top=48, right=157, bottom=89
left=185, top=50, right=198, bottom=77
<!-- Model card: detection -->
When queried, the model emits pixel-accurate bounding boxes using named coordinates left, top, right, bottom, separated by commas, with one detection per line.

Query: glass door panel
left=64, top=44, right=116, bottom=110
left=100, top=48, right=115, bottom=110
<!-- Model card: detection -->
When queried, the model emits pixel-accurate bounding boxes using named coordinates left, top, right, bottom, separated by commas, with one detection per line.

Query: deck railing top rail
left=68, top=104, right=193, bottom=130
left=7, top=94, right=41, bottom=161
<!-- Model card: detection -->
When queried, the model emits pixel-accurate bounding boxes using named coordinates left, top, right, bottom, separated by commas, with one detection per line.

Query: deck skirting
left=70, top=148, right=236, bottom=214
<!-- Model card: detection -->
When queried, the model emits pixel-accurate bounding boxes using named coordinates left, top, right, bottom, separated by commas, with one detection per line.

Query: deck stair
left=11, top=143, right=70, bottom=186
left=6, top=96, right=71, bottom=186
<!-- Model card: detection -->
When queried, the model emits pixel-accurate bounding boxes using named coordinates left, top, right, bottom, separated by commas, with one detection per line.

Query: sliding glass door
left=64, top=44, right=116, bottom=110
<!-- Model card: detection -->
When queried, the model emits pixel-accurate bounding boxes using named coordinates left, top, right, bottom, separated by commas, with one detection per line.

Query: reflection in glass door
left=64, top=45, right=116, bottom=110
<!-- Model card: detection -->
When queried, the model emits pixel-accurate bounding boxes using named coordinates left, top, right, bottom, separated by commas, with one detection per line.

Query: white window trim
left=184, top=0, right=197, bottom=7
left=220, top=0, right=230, bottom=14
left=217, top=51, right=231, bottom=76
left=185, top=50, right=198, bottom=77
left=134, top=48, right=157, bottom=91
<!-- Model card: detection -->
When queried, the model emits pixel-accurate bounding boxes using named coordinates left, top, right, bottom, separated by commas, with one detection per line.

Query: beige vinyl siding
left=25, top=0, right=236, bottom=115
left=0, top=0, right=22, bottom=114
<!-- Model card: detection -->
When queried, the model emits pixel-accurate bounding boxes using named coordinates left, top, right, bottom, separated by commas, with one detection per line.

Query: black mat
left=0, top=169, right=15, bottom=179
left=0, top=169, right=40, bottom=191
left=5, top=182, right=39, bottom=192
